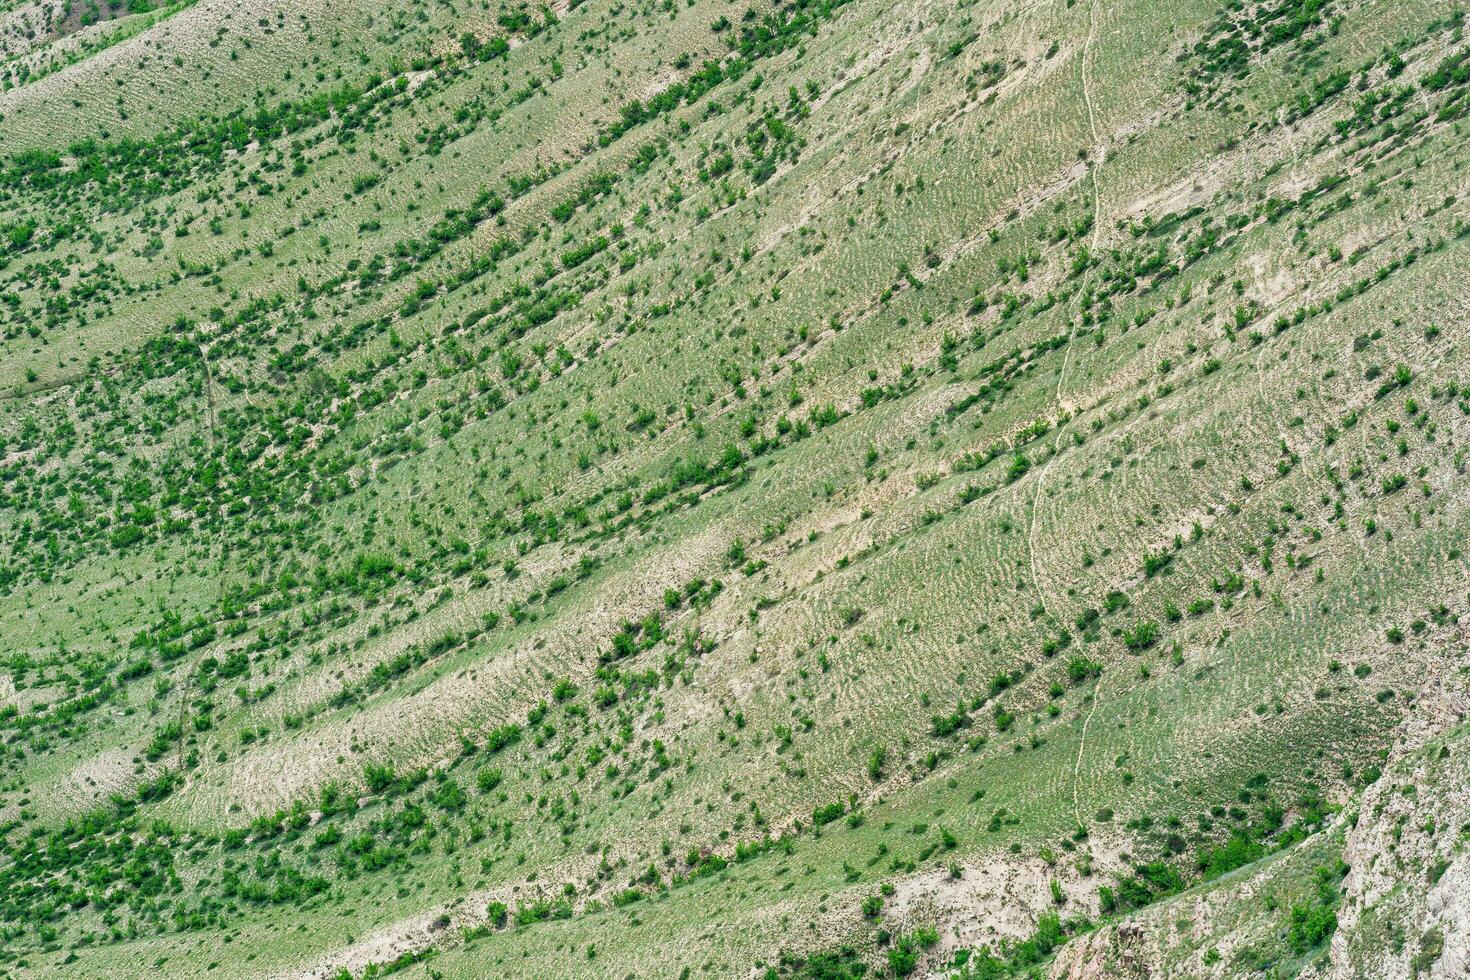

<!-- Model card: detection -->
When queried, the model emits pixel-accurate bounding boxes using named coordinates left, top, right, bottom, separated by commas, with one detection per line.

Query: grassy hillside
left=0, top=0, right=1467, bottom=977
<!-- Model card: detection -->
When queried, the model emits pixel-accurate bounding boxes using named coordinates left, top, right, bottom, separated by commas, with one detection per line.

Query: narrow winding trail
left=1028, top=0, right=1104, bottom=624
left=1063, top=0, right=1105, bottom=831
left=990, top=0, right=1106, bottom=829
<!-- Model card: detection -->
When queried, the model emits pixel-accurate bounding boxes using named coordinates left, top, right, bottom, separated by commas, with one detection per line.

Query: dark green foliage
left=1122, top=620, right=1161, bottom=651
left=767, top=946, right=867, bottom=979
left=812, top=801, right=846, bottom=826
left=1287, top=862, right=1348, bottom=953
left=1197, top=831, right=1265, bottom=880
left=1066, top=657, right=1103, bottom=684
left=886, top=927, right=939, bottom=977
left=1287, top=904, right=1336, bottom=952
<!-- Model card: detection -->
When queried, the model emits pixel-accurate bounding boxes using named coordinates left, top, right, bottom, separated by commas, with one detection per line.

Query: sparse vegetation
left=0, top=0, right=1464, bottom=976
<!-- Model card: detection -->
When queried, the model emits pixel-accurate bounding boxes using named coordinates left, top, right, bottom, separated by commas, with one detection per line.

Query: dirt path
left=1028, top=0, right=1103, bottom=624
left=1062, top=0, right=1104, bottom=832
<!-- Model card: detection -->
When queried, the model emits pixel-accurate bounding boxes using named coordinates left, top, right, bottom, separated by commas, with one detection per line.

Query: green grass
left=0, top=0, right=1467, bottom=976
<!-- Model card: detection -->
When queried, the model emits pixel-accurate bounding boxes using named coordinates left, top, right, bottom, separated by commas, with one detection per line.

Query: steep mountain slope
left=0, top=0, right=1467, bottom=977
